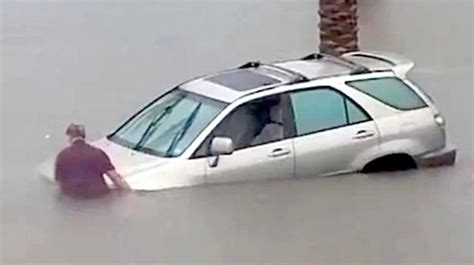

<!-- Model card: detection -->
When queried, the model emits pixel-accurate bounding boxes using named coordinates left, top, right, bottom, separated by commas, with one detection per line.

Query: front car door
left=190, top=93, right=295, bottom=184
left=289, top=86, right=380, bottom=177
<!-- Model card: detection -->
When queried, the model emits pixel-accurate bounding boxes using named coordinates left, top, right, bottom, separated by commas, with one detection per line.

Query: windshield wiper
left=134, top=97, right=183, bottom=150
left=165, top=103, right=202, bottom=156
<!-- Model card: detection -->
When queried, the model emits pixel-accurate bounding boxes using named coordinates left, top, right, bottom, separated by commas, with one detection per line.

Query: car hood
left=38, top=137, right=170, bottom=182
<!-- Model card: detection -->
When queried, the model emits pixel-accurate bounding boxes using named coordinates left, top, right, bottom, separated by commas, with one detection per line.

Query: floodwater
left=1, top=1, right=473, bottom=264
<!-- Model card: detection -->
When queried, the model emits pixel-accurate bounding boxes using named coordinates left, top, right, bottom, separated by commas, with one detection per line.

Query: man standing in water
left=55, top=124, right=130, bottom=197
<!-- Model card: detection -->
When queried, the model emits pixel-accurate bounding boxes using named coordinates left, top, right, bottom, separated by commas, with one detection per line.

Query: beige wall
left=359, top=0, right=473, bottom=154
left=359, top=0, right=473, bottom=70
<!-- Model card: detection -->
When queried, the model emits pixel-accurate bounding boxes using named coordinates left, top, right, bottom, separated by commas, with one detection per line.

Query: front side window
left=108, top=89, right=227, bottom=157
left=192, top=94, right=292, bottom=158
left=346, top=77, right=427, bottom=110
left=290, top=87, right=370, bottom=136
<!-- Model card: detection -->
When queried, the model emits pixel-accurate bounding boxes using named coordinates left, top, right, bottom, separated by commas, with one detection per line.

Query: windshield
left=108, top=89, right=227, bottom=157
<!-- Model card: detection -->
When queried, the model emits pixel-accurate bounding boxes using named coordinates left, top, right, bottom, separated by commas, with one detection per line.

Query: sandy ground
left=1, top=1, right=473, bottom=263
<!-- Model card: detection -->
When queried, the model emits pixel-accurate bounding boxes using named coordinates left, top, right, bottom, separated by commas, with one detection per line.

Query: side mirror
left=210, top=136, right=234, bottom=156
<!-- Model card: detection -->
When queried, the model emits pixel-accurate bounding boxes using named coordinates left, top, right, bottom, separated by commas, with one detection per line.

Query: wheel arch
left=352, top=138, right=426, bottom=171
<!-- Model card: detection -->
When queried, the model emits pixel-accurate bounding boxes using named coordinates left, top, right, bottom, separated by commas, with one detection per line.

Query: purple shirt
left=55, top=139, right=115, bottom=197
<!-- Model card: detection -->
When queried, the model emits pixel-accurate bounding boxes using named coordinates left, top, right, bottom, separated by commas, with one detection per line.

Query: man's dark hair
left=66, top=123, right=86, bottom=138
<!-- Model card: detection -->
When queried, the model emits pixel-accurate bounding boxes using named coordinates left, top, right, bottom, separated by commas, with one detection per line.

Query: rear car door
left=191, top=93, right=295, bottom=183
left=289, top=86, right=380, bottom=177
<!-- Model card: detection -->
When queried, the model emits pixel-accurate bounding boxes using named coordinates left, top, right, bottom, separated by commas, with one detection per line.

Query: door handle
left=353, top=130, right=375, bottom=140
left=268, top=148, right=291, bottom=158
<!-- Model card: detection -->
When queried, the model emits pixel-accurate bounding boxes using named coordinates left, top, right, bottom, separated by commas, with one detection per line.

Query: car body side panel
left=126, top=158, right=206, bottom=191
left=350, top=142, right=383, bottom=171
left=374, top=108, right=445, bottom=156
left=293, top=121, right=380, bottom=178
left=204, top=139, right=294, bottom=183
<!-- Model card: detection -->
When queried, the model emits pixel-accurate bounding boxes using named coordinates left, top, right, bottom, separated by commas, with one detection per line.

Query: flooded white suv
left=39, top=51, right=456, bottom=191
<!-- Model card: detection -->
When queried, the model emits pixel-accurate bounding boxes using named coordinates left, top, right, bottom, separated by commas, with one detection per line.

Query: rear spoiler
left=342, top=51, right=415, bottom=77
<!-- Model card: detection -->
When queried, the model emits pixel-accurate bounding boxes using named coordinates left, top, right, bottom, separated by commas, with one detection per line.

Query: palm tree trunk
left=319, top=0, right=359, bottom=55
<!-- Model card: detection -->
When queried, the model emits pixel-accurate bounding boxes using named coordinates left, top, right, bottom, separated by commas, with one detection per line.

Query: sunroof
left=206, top=70, right=280, bottom=91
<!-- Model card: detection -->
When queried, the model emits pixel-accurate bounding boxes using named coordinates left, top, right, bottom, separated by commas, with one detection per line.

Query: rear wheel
left=362, top=154, right=417, bottom=173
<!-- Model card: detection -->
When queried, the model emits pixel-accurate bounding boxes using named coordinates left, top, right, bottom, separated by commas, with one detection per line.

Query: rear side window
left=346, top=77, right=427, bottom=110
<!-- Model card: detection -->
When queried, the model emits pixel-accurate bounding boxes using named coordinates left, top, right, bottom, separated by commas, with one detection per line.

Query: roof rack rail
left=300, top=53, right=324, bottom=60
left=347, top=53, right=397, bottom=66
left=238, top=61, right=262, bottom=69
left=238, top=61, right=309, bottom=84
left=301, top=52, right=371, bottom=75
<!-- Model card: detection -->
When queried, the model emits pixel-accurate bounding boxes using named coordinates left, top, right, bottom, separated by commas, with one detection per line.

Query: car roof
left=180, top=51, right=412, bottom=103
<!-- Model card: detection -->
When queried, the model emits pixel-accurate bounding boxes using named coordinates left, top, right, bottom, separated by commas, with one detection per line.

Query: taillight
left=434, top=114, right=445, bottom=127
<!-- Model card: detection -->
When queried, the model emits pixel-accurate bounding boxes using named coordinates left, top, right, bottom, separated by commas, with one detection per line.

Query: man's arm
left=105, top=170, right=131, bottom=191
left=99, top=149, right=131, bottom=191
left=54, top=157, right=60, bottom=182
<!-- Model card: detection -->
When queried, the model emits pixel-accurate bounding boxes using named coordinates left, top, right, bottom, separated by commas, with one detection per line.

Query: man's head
left=66, top=123, right=86, bottom=144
